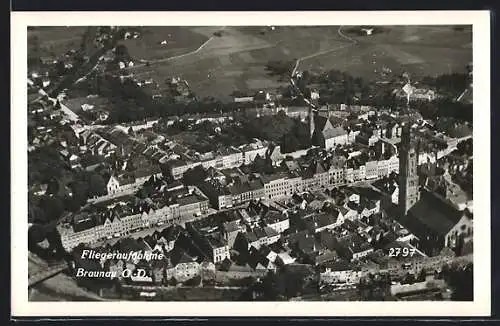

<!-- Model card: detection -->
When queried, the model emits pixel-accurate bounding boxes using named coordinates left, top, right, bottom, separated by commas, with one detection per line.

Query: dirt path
left=292, top=26, right=358, bottom=76
left=126, top=27, right=228, bottom=71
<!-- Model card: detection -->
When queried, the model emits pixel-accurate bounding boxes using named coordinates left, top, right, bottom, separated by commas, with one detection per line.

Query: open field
left=28, top=26, right=101, bottom=73
left=31, top=26, right=471, bottom=101
left=119, top=26, right=209, bottom=61
left=122, top=25, right=471, bottom=101
left=28, top=27, right=87, bottom=56
left=299, top=41, right=472, bottom=80
left=125, top=26, right=350, bottom=101
left=344, top=25, right=472, bottom=48
left=28, top=27, right=89, bottom=64
left=298, top=25, right=472, bottom=79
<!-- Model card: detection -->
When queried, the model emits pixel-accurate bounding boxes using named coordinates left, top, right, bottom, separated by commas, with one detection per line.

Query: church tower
left=309, top=105, right=315, bottom=138
left=398, top=124, right=420, bottom=216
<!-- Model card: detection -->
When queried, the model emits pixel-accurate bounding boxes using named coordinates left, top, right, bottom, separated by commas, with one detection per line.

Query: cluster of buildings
left=40, top=123, right=169, bottom=198
left=26, top=35, right=474, bottom=292
left=53, top=111, right=474, bottom=290
left=73, top=225, right=213, bottom=284
left=193, top=140, right=399, bottom=210
left=27, top=97, right=73, bottom=152
left=58, top=184, right=210, bottom=251
left=75, top=97, right=111, bottom=122
left=394, top=82, right=437, bottom=102
left=31, top=84, right=473, bottom=288
left=165, top=140, right=270, bottom=180
left=70, top=201, right=288, bottom=285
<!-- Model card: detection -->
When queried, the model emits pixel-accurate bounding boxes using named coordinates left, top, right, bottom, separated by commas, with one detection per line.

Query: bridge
left=28, top=262, right=68, bottom=288
left=28, top=253, right=70, bottom=288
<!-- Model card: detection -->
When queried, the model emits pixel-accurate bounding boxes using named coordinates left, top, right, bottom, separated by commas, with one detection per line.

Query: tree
left=444, top=263, right=473, bottom=300
left=29, top=146, right=66, bottom=185
left=417, top=269, right=427, bottom=282
left=39, top=196, right=65, bottom=222
left=403, top=272, right=416, bottom=285
left=71, top=180, right=90, bottom=207
left=280, top=134, right=299, bottom=154
left=29, top=199, right=47, bottom=224
left=136, top=187, right=148, bottom=199
left=265, top=60, right=295, bottom=79
left=260, top=271, right=279, bottom=300
left=184, top=275, right=201, bottom=287
left=114, top=44, right=131, bottom=62
left=88, top=173, right=107, bottom=197
left=28, top=225, right=47, bottom=244
left=51, top=61, right=67, bottom=78
left=182, top=165, right=207, bottom=186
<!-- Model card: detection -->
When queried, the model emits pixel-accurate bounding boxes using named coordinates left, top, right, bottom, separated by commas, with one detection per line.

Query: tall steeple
left=309, top=105, right=315, bottom=138
left=398, top=124, right=420, bottom=216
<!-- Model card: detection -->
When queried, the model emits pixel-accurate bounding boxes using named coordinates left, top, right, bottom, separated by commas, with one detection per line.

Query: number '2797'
left=388, top=247, right=416, bottom=257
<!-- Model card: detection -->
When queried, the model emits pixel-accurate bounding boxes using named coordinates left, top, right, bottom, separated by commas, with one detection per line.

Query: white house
left=106, top=175, right=135, bottom=195
left=320, top=261, right=364, bottom=284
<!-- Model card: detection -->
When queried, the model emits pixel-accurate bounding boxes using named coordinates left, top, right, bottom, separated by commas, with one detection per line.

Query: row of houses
left=167, top=141, right=270, bottom=180
left=198, top=154, right=399, bottom=210
left=58, top=186, right=210, bottom=251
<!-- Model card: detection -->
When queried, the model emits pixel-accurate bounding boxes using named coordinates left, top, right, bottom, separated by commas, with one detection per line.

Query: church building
left=310, top=109, right=349, bottom=150
left=397, top=124, right=473, bottom=257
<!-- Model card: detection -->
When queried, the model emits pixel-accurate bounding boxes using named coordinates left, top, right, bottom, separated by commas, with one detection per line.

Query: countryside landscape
left=29, top=25, right=471, bottom=102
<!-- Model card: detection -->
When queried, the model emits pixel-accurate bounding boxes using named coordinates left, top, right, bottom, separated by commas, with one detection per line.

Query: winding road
left=291, top=26, right=358, bottom=77
left=126, top=27, right=228, bottom=71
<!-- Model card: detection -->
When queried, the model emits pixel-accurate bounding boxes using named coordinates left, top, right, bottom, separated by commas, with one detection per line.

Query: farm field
left=27, top=26, right=100, bottom=72
left=118, top=26, right=209, bottom=61
left=31, top=25, right=472, bottom=101
left=298, top=41, right=472, bottom=81
left=28, top=26, right=87, bottom=57
left=122, top=25, right=471, bottom=101
left=124, top=26, right=351, bottom=101
left=345, top=25, right=472, bottom=48
left=298, top=25, right=472, bottom=79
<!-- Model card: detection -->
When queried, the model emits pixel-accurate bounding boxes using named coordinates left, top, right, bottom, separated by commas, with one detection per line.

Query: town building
left=319, top=260, right=364, bottom=284
left=262, top=210, right=290, bottom=233
left=166, top=247, right=200, bottom=282
left=186, top=221, right=230, bottom=264
left=400, top=191, right=473, bottom=256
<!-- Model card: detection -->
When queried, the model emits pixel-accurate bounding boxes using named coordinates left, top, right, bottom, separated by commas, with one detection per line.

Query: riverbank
left=102, top=284, right=245, bottom=301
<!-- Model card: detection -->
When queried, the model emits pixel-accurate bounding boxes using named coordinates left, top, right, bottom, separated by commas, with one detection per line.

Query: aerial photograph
left=27, top=25, right=473, bottom=302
